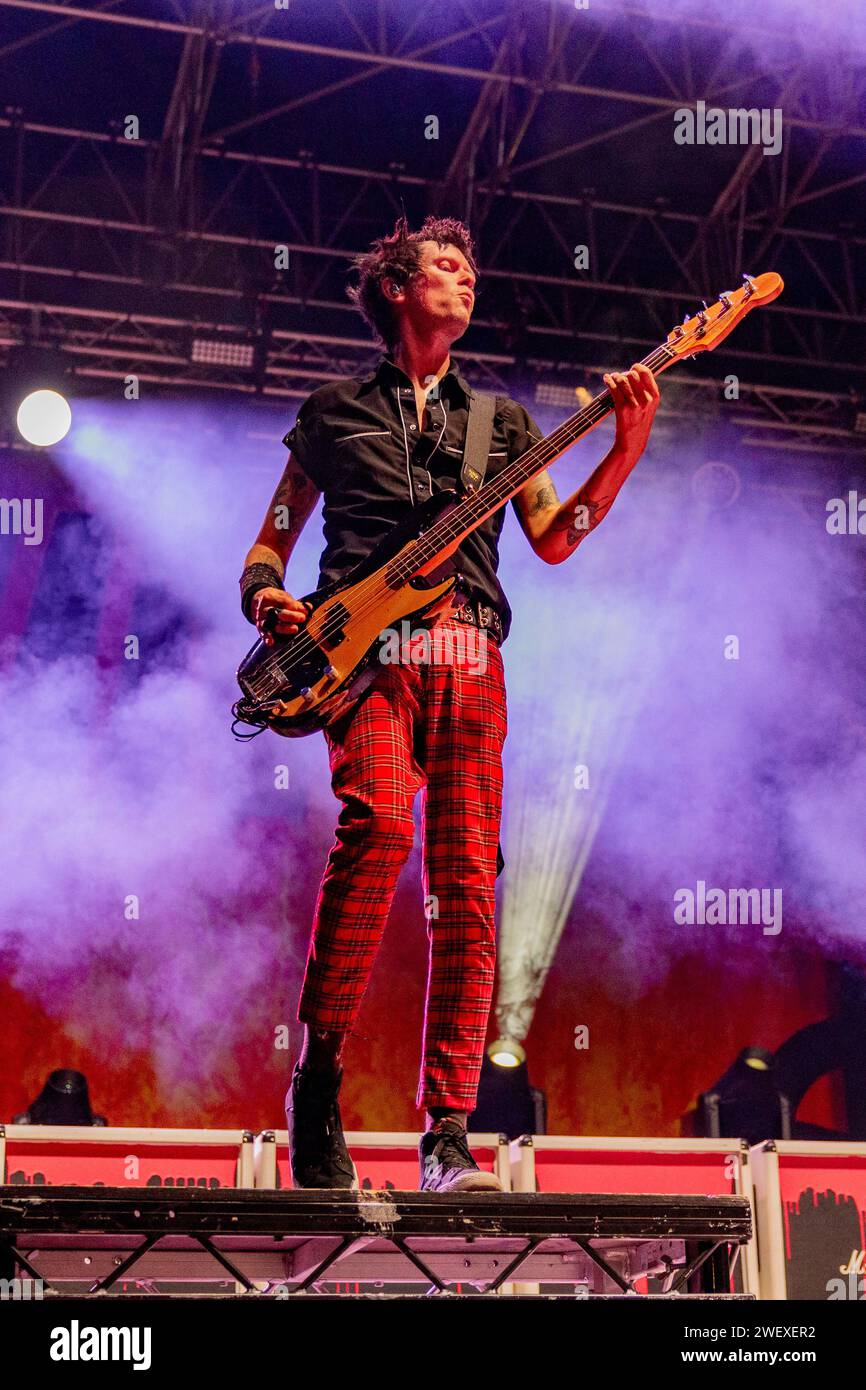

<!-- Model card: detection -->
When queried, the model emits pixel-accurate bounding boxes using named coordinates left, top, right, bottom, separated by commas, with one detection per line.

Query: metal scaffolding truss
left=1, top=0, right=864, bottom=455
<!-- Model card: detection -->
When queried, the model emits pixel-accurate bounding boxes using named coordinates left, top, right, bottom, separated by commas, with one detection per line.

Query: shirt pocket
left=333, top=429, right=392, bottom=444
left=442, top=444, right=508, bottom=466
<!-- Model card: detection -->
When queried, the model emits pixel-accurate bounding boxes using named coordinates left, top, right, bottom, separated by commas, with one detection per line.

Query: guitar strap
left=458, top=387, right=507, bottom=879
left=459, top=388, right=497, bottom=494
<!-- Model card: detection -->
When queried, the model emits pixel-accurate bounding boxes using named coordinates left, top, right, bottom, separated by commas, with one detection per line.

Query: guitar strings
left=244, top=335, right=691, bottom=701
left=244, top=341, right=676, bottom=699
left=243, top=343, right=677, bottom=699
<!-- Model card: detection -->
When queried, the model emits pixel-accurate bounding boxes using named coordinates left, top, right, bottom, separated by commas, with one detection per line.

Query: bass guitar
left=233, top=272, right=783, bottom=738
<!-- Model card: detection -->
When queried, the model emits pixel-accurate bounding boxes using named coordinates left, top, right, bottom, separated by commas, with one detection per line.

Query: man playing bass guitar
left=238, top=214, right=660, bottom=1192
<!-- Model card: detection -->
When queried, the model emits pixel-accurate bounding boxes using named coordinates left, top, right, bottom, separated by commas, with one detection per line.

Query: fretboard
left=386, top=341, right=677, bottom=584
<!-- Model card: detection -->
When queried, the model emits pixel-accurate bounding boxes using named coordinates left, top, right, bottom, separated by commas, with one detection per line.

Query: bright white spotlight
left=16, top=389, right=72, bottom=447
left=488, top=1038, right=525, bottom=1068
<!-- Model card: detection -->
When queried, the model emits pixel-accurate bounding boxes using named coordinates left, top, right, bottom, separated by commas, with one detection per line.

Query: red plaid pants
left=297, top=618, right=508, bottom=1111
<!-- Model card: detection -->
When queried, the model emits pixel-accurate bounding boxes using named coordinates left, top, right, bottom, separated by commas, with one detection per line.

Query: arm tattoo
left=528, top=484, right=557, bottom=517
left=270, top=464, right=316, bottom=540
left=555, top=491, right=607, bottom=548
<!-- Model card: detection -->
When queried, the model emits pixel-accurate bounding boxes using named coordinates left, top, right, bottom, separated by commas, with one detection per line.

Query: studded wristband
left=240, top=562, right=285, bottom=624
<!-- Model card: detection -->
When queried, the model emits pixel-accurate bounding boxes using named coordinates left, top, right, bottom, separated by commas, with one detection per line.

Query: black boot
left=286, top=1062, right=358, bottom=1190
left=418, top=1118, right=503, bottom=1193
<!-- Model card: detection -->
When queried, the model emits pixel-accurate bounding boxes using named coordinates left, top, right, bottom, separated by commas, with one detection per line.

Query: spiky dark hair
left=346, top=214, right=478, bottom=349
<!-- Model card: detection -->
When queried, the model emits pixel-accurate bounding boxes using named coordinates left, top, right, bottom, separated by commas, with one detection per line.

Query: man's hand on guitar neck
left=513, top=361, right=660, bottom=565
left=604, top=361, right=660, bottom=463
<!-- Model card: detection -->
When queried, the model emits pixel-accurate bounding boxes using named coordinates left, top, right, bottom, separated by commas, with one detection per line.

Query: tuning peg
left=718, top=291, right=733, bottom=309
left=742, top=273, right=757, bottom=296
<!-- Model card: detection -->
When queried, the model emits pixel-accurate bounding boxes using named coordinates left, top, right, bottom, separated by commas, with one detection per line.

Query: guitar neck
left=390, top=339, right=678, bottom=583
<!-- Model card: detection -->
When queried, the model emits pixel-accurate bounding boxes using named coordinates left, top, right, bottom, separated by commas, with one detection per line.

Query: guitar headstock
left=666, top=273, right=784, bottom=360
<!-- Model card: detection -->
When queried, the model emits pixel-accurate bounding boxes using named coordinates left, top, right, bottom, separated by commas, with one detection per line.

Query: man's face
left=400, top=240, right=476, bottom=341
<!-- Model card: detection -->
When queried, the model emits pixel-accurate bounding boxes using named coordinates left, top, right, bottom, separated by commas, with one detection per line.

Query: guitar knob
left=300, top=686, right=314, bottom=700
left=323, top=665, right=336, bottom=678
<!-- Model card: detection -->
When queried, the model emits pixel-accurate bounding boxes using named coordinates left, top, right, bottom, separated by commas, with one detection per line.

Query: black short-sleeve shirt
left=282, top=354, right=544, bottom=644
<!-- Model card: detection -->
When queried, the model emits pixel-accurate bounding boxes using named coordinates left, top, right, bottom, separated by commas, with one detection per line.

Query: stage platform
left=0, top=1185, right=753, bottom=1298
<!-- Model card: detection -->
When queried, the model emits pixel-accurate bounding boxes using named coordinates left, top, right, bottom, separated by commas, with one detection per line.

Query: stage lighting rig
left=190, top=334, right=256, bottom=369
left=695, top=1046, right=790, bottom=1145
left=488, top=1037, right=525, bottom=1067
left=16, top=389, right=71, bottom=447
left=11, top=1069, right=107, bottom=1126
left=2, top=344, right=73, bottom=448
left=470, top=1043, right=546, bottom=1139
left=691, top=969, right=866, bottom=1144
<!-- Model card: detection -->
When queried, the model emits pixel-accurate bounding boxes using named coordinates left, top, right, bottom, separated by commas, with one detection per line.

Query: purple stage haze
left=591, top=0, right=866, bottom=62
left=1, top=393, right=864, bottom=1092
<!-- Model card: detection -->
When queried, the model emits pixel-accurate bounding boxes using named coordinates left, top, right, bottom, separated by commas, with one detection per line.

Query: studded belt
left=450, top=593, right=504, bottom=646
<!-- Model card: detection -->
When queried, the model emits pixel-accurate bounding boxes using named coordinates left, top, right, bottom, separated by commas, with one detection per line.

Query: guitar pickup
left=318, top=600, right=350, bottom=649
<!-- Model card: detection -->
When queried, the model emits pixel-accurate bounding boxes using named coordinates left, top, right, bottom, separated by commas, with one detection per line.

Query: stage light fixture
left=11, top=1069, right=107, bottom=1126
left=16, top=388, right=72, bottom=447
left=191, top=335, right=255, bottom=368
left=690, top=459, right=742, bottom=509
left=488, top=1037, right=525, bottom=1068
left=696, top=1046, right=790, bottom=1144
left=3, top=344, right=73, bottom=447
left=471, top=1051, right=545, bottom=1139
left=742, top=1048, right=770, bottom=1072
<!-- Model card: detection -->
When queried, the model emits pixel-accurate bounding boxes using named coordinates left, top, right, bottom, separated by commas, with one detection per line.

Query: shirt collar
left=363, top=353, right=472, bottom=403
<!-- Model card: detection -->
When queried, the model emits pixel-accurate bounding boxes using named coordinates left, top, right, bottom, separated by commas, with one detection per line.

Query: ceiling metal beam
left=3, top=3, right=866, bottom=141
left=1, top=0, right=863, bottom=452
left=3, top=204, right=864, bottom=329
left=3, top=114, right=863, bottom=249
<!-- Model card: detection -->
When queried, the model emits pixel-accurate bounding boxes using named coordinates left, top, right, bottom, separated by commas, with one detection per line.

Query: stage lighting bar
left=191, top=336, right=255, bottom=369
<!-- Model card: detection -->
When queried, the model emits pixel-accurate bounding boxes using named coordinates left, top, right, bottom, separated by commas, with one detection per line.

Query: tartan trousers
left=297, top=618, right=508, bottom=1112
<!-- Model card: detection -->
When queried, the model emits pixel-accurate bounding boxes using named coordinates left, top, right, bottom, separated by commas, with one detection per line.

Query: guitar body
left=234, top=489, right=465, bottom=738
